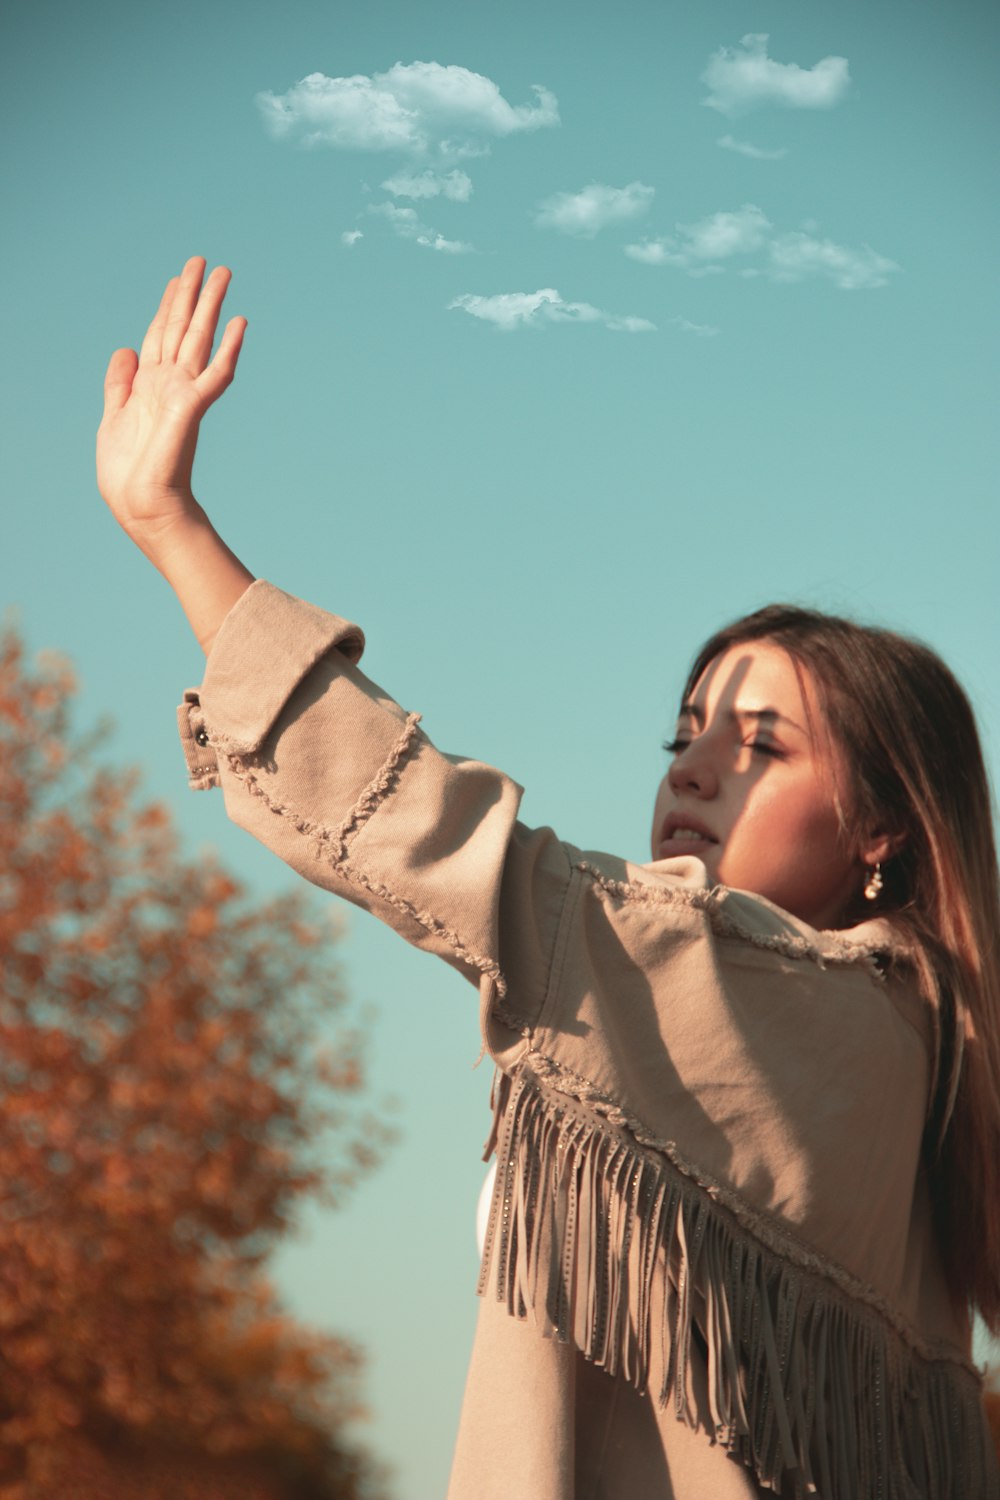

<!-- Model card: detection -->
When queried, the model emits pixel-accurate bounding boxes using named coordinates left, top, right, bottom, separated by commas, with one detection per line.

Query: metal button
left=194, top=727, right=210, bottom=748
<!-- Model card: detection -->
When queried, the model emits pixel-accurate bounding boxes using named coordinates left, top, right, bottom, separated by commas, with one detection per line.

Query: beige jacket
left=178, top=581, right=997, bottom=1500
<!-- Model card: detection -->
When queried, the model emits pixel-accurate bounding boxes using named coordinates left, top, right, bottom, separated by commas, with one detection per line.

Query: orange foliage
left=0, top=631, right=389, bottom=1498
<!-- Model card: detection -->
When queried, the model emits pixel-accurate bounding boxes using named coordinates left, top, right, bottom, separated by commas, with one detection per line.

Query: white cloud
left=624, top=240, right=681, bottom=267
left=381, top=168, right=473, bottom=200
left=340, top=229, right=363, bottom=247
left=667, top=316, right=720, bottom=337
left=535, top=181, right=654, bottom=237
left=625, top=204, right=770, bottom=272
left=605, top=313, right=658, bottom=333
left=681, top=204, right=772, bottom=258
left=256, top=62, right=559, bottom=157
left=701, top=34, right=849, bottom=116
left=626, top=204, right=898, bottom=290
left=717, top=134, right=788, bottom=160
left=766, top=232, right=899, bottom=289
left=420, top=233, right=471, bottom=255
left=369, top=201, right=472, bottom=253
left=449, top=288, right=655, bottom=332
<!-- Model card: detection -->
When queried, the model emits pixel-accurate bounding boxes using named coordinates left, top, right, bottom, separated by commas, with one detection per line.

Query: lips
left=656, top=812, right=719, bottom=857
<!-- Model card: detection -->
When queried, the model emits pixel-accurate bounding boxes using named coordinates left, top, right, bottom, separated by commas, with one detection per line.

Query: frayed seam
left=221, top=713, right=422, bottom=861
left=331, top=712, right=422, bottom=853
left=492, top=999, right=536, bottom=1038
left=576, top=861, right=892, bottom=979
left=338, top=857, right=506, bottom=997
left=220, top=734, right=507, bottom=994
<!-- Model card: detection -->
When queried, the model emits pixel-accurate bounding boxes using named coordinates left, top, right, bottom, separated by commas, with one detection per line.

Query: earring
left=864, top=862, right=883, bottom=901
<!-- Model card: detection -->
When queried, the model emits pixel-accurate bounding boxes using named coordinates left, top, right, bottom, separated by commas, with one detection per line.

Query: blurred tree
left=0, top=628, right=390, bottom=1498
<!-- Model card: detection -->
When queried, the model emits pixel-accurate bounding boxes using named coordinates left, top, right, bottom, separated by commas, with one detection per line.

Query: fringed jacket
left=177, top=581, right=998, bottom=1500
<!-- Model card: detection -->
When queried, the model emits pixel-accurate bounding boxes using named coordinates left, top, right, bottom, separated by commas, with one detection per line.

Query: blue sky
left=3, top=2, right=998, bottom=1494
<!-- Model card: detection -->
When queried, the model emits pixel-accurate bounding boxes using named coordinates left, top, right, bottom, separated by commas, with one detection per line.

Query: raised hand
left=97, top=256, right=247, bottom=552
left=96, top=258, right=255, bottom=655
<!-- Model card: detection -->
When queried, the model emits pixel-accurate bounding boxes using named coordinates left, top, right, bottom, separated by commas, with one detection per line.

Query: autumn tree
left=0, top=627, right=389, bottom=1499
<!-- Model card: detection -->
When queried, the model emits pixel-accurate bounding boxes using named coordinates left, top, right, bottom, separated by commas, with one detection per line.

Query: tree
left=0, top=627, right=389, bottom=1498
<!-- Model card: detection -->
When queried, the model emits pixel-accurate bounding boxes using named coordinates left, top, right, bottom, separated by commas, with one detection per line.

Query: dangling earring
left=863, top=862, right=883, bottom=901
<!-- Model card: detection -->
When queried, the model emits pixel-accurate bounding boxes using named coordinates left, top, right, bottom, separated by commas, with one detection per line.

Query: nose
left=667, top=741, right=718, bottom=799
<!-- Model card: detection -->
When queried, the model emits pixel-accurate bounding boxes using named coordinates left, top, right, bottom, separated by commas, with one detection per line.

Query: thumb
left=102, top=348, right=139, bottom=419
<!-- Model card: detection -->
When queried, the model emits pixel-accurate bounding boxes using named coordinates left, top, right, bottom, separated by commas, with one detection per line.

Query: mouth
left=655, top=813, right=719, bottom=859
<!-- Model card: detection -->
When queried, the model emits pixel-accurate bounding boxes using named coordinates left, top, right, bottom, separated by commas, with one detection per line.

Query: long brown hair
left=683, top=604, right=1000, bottom=1331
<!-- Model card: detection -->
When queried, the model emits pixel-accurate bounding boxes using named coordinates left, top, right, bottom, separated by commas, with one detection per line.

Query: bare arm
left=96, top=256, right=254, bottom=654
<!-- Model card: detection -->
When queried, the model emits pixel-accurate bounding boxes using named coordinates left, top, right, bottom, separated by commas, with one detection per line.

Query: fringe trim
left=479, top=1065, right=997, bottom=1500
left=524, top=1051, right=973, bottom=1365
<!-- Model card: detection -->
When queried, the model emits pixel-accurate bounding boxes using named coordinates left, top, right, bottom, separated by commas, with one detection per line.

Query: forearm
left=178, top=582, right=529, bottom=993
left=141, top=503, right=254, bottom=656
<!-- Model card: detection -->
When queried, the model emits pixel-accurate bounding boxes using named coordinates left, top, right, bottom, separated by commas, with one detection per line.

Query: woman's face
left=650, top=641, right=868, bottom=930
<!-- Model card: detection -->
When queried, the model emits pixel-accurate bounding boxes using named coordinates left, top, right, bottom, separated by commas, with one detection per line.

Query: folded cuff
left=177, top=579, right=366, bottom=784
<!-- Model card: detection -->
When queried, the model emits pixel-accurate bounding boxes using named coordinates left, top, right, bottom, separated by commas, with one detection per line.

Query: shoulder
left=544, top=852, right=930, bottom=1063
left=570, top=851, right=908, bottom=974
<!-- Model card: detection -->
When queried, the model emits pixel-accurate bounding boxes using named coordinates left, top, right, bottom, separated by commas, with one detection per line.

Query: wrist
left=129, top=495, right=207, bottom=570
left=138, top=504, right=255, bottom=657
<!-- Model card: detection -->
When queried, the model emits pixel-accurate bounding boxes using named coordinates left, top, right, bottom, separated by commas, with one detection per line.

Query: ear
left=859, top=828, right=906, bottom=867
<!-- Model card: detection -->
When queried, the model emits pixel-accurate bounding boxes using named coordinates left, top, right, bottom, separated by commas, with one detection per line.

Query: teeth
left=672, top=829, right=707, bottom=841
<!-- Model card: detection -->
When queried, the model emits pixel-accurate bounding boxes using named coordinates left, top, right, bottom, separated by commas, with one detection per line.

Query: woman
left=97, top=259, right=1000, bottom=1498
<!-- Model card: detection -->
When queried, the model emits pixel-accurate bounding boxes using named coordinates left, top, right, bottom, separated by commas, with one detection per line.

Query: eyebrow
left=678, top=702, right=807, bottom=736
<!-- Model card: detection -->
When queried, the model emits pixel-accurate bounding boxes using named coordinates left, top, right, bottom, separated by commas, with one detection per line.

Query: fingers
left=129, top=257, right=244, bottom=403
left=177, top=265, right=233, bottom=375
left=194, top=316, right=247, bottom=406
left=139, top=275, right=180, bottom=366
left=160, top=256, right=207, bottom=363
left=102, top=348, right=139, bottom=418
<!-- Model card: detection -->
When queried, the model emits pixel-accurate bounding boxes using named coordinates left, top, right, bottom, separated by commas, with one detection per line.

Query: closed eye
left=663, top=736, right=786, bottom=759
left=744, top=740, right=786, bottom=759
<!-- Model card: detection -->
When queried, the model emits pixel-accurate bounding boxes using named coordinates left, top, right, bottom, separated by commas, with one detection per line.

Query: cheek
left=731, top=779, right=847, bottom=878
left=650, top=775, right=671, bottom=847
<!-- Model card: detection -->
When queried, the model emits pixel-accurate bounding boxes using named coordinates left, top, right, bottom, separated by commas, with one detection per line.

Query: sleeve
left=176, top=581, right=571, bottom=1030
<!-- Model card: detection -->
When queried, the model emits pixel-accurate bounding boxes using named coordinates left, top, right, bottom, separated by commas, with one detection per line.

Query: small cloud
left=680, top=204, right=772, bottom=258
left=340, top=229, right=364, bottom=247
left=717, top=133, right=788, bottom=160
left=626, top=205, right=897, bottom=290
left=624, top=239, right=681, bottom=267
left=370, top=203, right=418, bottom=239
left=535, top=181, right=654, bottom=238
left=605, top=314, right=658, bottom=333
left=418, top=232, right=470, bottom=254
left=667, top=316, right=720, bottom=337
left=624, top=240, right=725, bottom=276
left=766, top=232, right=899, bottom=289
left=369, top=200, right=472, bottom=253
left=256, top=62, right=558, bottom=158
left=381, top=168, right=473, bottom=200
left=449, top=288, right=655, bottom=332
left=701, top=34, right=849, bottom=116
left=626, top=204, right=770, bottom=273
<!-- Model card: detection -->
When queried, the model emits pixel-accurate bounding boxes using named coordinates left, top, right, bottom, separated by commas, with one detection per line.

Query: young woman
left=97, top=259, right=1000, bottom=1499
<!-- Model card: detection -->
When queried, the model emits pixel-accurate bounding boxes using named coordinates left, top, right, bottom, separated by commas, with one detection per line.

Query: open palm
left=97, top=257, right=246, bottom=544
